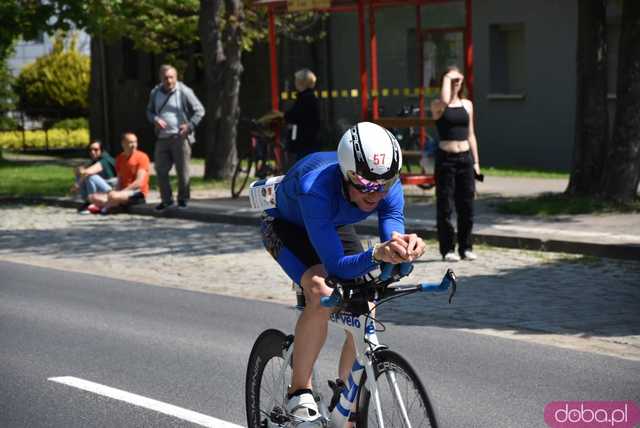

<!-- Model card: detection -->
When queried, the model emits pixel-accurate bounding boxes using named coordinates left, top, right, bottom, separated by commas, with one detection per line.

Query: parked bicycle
left=231, top=114, right=284, bottom=198
left=375, top=104, right=438, bottom=191
left=390, top=104, right=421, bottom=152
left=245, top=263, right=457, bottom=427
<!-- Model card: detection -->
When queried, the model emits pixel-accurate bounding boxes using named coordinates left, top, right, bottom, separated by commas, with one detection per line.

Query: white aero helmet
left=337, top=122, right=402, bottom=192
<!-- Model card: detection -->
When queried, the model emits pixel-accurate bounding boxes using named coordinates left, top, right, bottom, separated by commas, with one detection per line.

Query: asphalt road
left=1, top=260, right=638, bottom=428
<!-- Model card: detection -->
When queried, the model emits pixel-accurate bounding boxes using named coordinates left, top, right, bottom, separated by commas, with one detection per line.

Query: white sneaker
left=463, top=250, right=477, bottom=261
left=287, top=392, right=321, bottom=425
left=443, top=252, right=461, bottom=262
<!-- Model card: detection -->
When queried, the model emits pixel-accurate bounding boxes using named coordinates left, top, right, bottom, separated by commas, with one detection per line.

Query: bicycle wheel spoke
left=385, top=370, right=412, bottom=428
left=246, top=329, right=292, bottom=427
left=358, top=350, right=437, bottom=428
left=261, top=358, right=288, bottom=411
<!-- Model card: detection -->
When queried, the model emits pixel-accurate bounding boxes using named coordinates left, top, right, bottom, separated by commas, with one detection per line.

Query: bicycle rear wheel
left=245, top=329, right=292, bottom=428
left=356, top=349, right=438, bottom=428
left=231, top=154, right=253, bottom=198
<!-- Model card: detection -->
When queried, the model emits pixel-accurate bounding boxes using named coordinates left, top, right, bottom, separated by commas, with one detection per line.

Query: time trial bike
left=245, top=263, right=457, bottom=427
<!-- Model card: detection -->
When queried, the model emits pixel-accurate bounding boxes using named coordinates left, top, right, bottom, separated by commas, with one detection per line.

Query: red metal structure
left=255, top=0, right=473, bottom=186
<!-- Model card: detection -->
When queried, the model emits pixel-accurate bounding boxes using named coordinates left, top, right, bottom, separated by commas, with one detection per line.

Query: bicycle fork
left=330, top=327, right=413, bottom=428
left=327, top=358, right=365, bottom=427
left=326, top=318, right=386, bottom=428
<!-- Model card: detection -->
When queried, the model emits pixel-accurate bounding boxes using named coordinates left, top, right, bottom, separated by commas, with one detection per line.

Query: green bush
left=0, top=115, right=18, bottom=131
left=14, top=33, right=89, bottom=117
left=0, top=129, right=89, bottom=150
left=51, top=117, right=89, bottom=130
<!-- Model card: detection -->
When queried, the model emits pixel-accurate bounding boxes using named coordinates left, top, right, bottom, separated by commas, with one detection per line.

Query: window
left=489, top=23, right=526, bottom=97
left=423, top=31, right=464, bottom=88
left=407, top=30, right=464, bottom=90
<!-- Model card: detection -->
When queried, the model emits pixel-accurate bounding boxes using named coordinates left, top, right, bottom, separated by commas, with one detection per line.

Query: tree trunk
left=214, top=0, right=244, bottom=179
left=89, top=37, right=105, bottom=147
left=600, top=0, right=640, bottom=202
left=199, top=0, right=225, bottom=179
left=567, top=0, right=608, bottom=196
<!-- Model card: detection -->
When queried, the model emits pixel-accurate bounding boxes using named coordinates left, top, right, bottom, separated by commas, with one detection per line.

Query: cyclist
left=259, top=121, right=426, bottom=425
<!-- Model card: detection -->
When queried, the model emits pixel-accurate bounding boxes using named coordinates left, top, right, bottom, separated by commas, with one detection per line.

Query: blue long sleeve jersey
left=266, top=152, right=405, bottom=279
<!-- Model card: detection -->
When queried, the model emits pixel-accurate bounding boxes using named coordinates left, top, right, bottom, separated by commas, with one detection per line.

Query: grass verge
left=0, top=158, right=230, bottom=198
left=483, top=166, right=568, bottom=179
left=0, top=158, right=72, bottom=197
left=496, top=192, right=640, bottom=216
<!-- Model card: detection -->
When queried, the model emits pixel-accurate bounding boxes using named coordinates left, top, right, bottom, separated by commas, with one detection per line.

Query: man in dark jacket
left=284, top=68, right=321, bottom=165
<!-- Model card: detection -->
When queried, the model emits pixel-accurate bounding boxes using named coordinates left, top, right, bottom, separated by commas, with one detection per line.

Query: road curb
left=3, top=196, right=639, bottom=261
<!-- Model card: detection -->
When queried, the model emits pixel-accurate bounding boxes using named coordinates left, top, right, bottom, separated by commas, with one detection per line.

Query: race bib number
left=249, top=175, right=284, bottom=210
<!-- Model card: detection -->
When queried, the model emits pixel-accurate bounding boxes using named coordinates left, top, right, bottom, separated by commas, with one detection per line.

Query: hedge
left=0, top=129, right=89, bottom=150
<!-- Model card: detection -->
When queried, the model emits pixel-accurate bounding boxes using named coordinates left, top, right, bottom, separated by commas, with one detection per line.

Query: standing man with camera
left=146, top=64, right=205, bottom=210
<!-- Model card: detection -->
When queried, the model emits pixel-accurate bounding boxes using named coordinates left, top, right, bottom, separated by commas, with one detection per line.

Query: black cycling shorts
left=261, top=214, right=363, bottom=285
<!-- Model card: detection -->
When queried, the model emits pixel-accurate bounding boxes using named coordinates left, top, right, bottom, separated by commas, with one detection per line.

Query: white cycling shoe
left=287, top=392, right=322, bottom=427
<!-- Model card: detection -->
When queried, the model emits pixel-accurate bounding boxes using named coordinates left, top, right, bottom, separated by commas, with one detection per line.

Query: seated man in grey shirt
left=146, top=64, right=205, bottom=210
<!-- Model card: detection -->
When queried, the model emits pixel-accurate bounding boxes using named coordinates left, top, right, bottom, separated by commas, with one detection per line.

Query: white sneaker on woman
left=463, top=250, right=477, bottom=261
left=443, top=252, right=461, bottom=262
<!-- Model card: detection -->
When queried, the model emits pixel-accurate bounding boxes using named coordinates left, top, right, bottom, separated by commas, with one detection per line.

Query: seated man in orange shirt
left=87, top=132, right=150, bottom=214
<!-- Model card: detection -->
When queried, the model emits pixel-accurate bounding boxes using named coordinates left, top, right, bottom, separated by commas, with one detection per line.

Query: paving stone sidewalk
left=1, top=205, right=638, bottom=361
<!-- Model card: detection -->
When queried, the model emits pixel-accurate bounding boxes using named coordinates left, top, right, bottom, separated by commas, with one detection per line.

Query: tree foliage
left=0, top=50, right=17, bottom=130
left=73, top=0, right=325, bottom=69
left=0, top=1, right=87, bottom=61
left=1, top=0, right=324, bottom=177
left=14, top=33, right=90, bottom=118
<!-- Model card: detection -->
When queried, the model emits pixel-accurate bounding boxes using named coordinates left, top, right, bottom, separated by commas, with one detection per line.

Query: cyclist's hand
left=375, top=232, right=425, bottom=263
left=375, top=232, right=419, bottom=264
left=403, top=233, right=426, bottom=261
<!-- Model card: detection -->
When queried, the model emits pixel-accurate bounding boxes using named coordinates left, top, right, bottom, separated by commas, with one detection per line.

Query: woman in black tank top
left=430, top=66, right=481, bottom=262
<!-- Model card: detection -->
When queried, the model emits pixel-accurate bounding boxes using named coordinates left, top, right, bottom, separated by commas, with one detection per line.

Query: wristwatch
left=371, top=243, right=383, bottom=264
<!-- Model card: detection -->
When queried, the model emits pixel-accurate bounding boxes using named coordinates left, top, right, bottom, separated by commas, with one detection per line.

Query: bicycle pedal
left=327, top=379, right=346, bottom=412
left=269, top=406, right=289, bottom=424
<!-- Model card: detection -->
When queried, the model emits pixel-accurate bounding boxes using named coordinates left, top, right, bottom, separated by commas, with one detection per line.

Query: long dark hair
left=440, top=65, right=466, bottom=99
left=87, top=140, right=103, bottom=151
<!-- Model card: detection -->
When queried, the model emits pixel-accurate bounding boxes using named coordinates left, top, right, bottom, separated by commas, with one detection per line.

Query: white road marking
left=48, top=376, right=244, bottom=428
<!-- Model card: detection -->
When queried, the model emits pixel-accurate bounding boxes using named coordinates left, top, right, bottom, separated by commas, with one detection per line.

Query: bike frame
left=254, top=268, right=455, bottom=428
left=271, top=302, right=407, bottom=428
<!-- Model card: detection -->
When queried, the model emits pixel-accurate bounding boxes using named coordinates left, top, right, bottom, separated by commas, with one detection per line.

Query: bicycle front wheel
left=356, top=349, right=439, bottom=428
left=245, top=329, right=292, bottom=428
left=231, top=154, right=253, bottom=198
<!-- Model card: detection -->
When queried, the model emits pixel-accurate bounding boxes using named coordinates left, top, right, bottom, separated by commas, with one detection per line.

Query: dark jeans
left=435, top=149, right=475, bottom=257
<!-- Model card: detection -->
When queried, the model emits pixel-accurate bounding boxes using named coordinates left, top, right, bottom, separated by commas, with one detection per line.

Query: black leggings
left=435, top=149, right=475, bottom=257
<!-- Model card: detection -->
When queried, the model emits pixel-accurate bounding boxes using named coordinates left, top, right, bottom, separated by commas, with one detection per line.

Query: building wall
left=473, top=0, right=578, bottom=170
left=321, top=1, right=579, bottom=171
left=325, top=2, right=466, bottom=149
